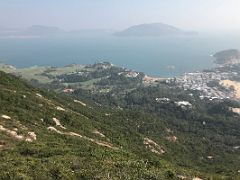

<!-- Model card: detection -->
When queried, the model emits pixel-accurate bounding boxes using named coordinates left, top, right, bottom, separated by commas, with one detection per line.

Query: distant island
left=0, top=25, right=64, bottom=38
left=114, top=23, right=198, bottom=37
left=213, top=49, right=240, bottom=65
left=23, top=25, right=64, bottom=36
left=0, top=23, right=198, bottom=38
left=0, top=25, right=112, bottom=38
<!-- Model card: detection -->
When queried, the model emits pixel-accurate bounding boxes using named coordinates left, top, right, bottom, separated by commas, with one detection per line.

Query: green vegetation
left=1, top=68, right=240, bottom=179
left=0, top=62, right=145, bottom=94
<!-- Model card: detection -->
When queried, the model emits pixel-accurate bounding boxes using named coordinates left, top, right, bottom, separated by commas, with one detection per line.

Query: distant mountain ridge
left=23, top=25, right=64, bottom=36
left=0, top=23, right=197, bottom=38
left=0, top=25, right=112, bottom=38
left=0, top=25, right=64, bottom=38
left=114, top=23, right=198, bottom=37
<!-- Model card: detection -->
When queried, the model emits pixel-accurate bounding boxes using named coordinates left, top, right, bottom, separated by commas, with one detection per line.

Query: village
left=167, top=66, right=240, bottom=101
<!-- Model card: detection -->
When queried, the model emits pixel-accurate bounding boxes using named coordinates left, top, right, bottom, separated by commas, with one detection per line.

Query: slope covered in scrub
left=0, top=71, right=240, bottom=179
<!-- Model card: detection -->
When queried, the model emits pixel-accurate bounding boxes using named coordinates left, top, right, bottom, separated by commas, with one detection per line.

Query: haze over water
left=0, top=34, right=240, bottom=77
left=1, top=1, right=240, bottom=77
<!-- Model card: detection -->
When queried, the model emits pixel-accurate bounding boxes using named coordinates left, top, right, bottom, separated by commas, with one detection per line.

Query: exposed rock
left=220, top=80, right=240, bottom=98
left=193, top=177, right=203, bottom=180
left=166, top=135, right=177, bottom=142
left=234, top=146, right=240, bottom=150
left=0, top=125, right=34, bottom=142
left=68, top=132, right=82, bottom=138
left=165, top=128, right=173, bottom=133
left=36, top=93, right=43, bottom=98
left=25, top=138, right=33, bottom=142
left=92, top=130, right=105, bottom=138
left=47, top=127, right=117, bottom=150
left=230, top=107, right=240, bottom=115
left=47, top=126, right=64, bottom=134
left=143, top=137, right=165, bottom=155
left=207, top=156, right=213, bottom=160
left=74, top=99, right=86, bottom=106
left=52, top=118, right=66, bottom=129
left=177, top=175, right=187, bottom=179
left=55, top=106, right=66, bottom=111
left=1, top=115, right=11, bottom=120
left=27, top=132, right=37, bottom=140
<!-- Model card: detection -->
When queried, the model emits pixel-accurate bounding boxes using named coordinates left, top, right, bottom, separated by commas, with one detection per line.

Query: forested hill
left=1, top=70, right=240, bottom=179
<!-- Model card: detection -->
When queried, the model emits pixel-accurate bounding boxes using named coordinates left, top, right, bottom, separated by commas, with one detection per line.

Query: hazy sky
left=0, top=0, right=240, bottom=32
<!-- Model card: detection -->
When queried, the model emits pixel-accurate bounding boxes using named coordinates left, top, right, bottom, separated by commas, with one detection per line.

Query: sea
left=0, top=34, right=240, bottom=77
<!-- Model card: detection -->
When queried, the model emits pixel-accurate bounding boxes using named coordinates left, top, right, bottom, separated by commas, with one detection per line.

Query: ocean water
left=0, top=34, right=240, bottom=77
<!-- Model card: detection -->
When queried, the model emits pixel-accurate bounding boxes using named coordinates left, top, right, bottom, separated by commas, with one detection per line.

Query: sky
left=0, top=0, right=240, bottom=32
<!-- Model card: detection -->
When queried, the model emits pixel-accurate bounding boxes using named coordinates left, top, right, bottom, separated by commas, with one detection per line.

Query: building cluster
left=168, top=70, right=236, bottom=100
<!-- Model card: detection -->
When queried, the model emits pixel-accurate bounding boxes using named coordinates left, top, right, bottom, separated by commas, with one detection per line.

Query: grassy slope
left=0, top=71, right=240, bottom=179
left=0, top=71, right=185, bottom=179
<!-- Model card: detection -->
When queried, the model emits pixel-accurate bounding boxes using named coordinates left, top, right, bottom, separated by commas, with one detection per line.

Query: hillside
left=0, top=62, right=153, bottom=95
left=0, top=70, right=169, bottom=179
left=1, top=70, right=240, bottom=179
left=213, top=49, right=240, bottom=65
left=114, top=23, right=197, bottom=37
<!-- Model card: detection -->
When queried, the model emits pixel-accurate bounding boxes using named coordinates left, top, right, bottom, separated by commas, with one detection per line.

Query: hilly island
left=1, top=50, right=240, bottom=179
left=114, top=23, right=197, bottom=37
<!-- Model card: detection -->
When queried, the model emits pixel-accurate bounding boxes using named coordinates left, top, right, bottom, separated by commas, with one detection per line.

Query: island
left=114, top=23, right=197, bottom=37
left=213, top=49, right=240, bottom=65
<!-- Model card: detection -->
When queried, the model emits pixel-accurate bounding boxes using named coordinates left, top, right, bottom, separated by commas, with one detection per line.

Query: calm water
left=0, top=34, right=240, bottom=77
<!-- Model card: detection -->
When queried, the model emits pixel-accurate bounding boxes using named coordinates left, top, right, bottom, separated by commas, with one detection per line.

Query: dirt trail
left=47, top=126, right=118, bottom=150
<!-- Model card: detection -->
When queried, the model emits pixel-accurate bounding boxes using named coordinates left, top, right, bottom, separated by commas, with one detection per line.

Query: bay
left=0, top=34, right=240, bottom=77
